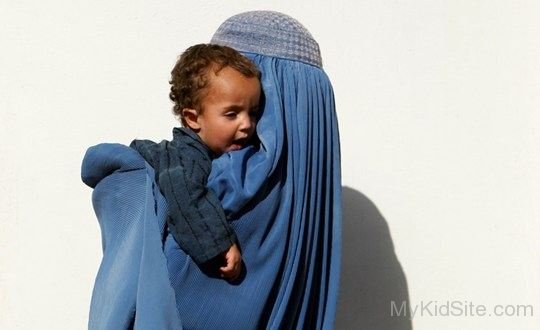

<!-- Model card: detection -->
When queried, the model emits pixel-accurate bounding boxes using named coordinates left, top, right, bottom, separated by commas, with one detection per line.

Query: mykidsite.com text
left=391, top=300, right=534, bottom=320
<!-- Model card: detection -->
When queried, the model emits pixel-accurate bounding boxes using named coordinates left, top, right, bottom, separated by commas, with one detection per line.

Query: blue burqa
left=82, top=53, right=342, bottom=329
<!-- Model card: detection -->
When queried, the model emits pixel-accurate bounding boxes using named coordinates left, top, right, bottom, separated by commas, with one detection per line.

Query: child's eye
left=224, top=112, right=237, bottom=118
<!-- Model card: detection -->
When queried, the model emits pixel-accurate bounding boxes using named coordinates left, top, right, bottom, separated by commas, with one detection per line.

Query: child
left=130, top=44, right=261, bottom=281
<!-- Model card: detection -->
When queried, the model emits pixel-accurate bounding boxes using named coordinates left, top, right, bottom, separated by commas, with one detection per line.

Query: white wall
left=1, top=1, right=538, bottom=329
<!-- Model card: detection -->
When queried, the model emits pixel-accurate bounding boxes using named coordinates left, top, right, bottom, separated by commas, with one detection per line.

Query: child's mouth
left=228, top=145, right=242, bottom=151
left=229, top=138, right=248, bottom=151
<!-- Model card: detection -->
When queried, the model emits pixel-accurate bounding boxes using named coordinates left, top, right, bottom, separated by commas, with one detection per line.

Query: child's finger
left=220, top=263, right=240, bottom=278
left=220, top=262, right=235, bottom=274
left=220, top=265, right=233, bottom=274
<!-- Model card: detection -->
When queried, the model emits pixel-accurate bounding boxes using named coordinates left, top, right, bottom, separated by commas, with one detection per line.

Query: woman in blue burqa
left=82, top=11, right=341, bottom=329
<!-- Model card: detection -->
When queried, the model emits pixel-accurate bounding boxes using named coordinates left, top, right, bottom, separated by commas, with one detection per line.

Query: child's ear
left=182, top=108, right=200, bottom=130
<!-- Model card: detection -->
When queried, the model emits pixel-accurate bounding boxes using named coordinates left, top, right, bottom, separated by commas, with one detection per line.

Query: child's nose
left=239, top=113, right=254, bottom=132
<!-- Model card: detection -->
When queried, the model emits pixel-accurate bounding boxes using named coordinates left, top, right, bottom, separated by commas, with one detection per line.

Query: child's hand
left=219, top=243, right=242, bottom=281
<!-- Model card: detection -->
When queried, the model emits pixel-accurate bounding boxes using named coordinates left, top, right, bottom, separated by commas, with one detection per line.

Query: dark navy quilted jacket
left=130, top=127, right=237, bottom=264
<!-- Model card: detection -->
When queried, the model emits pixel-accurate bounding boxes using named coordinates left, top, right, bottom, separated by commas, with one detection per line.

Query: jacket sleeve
left=156, top=141, right=238, bottom=264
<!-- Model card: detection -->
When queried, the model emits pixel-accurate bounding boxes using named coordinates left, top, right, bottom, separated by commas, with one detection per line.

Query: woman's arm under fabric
left=82, top=144, right=182, bottom=329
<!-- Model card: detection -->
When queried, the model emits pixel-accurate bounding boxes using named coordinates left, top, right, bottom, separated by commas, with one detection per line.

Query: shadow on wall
left=335, top=186, right=413, bottom=330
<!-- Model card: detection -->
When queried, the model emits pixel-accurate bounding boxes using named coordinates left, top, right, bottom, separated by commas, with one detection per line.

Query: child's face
left=185, top=66, right=260, bottom=155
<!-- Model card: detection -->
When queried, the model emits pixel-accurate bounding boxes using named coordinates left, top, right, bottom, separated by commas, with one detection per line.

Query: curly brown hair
left=169, top=44, right=260, bottom=125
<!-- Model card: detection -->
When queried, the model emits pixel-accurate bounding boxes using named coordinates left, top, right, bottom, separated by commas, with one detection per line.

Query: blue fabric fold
left=82, top=54, right=341, bottom=329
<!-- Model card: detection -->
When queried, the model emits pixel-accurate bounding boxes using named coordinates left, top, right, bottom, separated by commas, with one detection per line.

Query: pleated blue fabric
left=82, top=54, right=341, bottom=329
